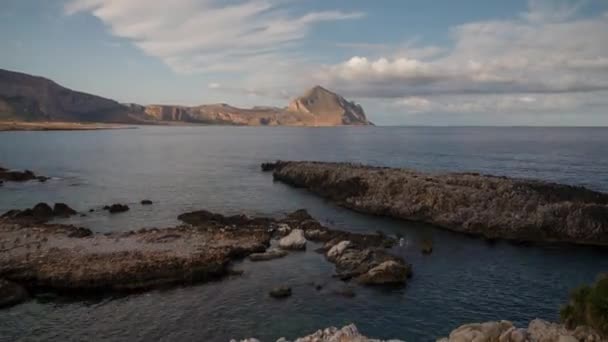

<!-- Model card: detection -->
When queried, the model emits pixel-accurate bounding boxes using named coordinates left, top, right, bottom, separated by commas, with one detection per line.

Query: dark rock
left=421, top=239, right=433, bottom=255
left=0, top=168, right=48, bottom=183
left=269, top=286, right=292, bottom=299
left=261, top=161, right=286, bottom=172
left=178, top=209, right=272, bottom=227
left=4, top=203, right=57, bottom=223
left=0, top=279, right=28, bottom=308
left=89, top=209, right=95, bottom=213
left=326, top=240, right=411, bottom=285
left=53, top=203, right=77, bottom=217
left=248, top=249, right=288, bottom=262
left=67, top=227, right=93, bottom=238
left=332, top=287, right=356, bottom=298
left=104, top=204, right=129, bottom=214
left=141, top=200, right=153, bottom=205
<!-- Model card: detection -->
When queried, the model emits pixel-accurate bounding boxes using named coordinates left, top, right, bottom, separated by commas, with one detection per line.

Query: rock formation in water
left=1, top=68, right=372, bottom=126
left=0, top=166, right=48, bottom=183
left=0, top=207, right=406, bottom=308
left=264, top=161, right=608, bottom=246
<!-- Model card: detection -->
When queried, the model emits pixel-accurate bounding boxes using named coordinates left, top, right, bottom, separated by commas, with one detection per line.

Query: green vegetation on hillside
left=561, top=274, right=608, bottom=336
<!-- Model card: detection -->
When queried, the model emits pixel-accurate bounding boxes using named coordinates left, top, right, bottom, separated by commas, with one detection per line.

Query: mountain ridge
left=0, top=69, right=372, bottom=127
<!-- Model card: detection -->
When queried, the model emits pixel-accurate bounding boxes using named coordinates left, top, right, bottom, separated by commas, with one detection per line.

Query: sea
left=1, top=126, right=607, bottom=341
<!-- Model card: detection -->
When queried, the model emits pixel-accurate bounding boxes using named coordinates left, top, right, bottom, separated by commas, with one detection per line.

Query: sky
left=1, top=0, right=608, bottom=126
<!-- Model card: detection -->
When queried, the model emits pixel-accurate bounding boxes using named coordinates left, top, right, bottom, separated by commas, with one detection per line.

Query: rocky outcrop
left=231, top=324, right=403, bottom=342
left=103, top=204, right=129, bottom=214
left=0, top=212, right=271, bottom=295
left=438, top=319, right=602, bottom=342
left=2, top=202, right=77, bottom=223
left=0, top=166, right=48, bottom=183
left=279, top=229, right=307, bottom=250
left=249, top=249, right=288, bottom=262
left=325, top=240, right=411, bottom=284
left=266, top=161, right=608, bottom=246
left=287, top=86, right=372, bottom=126
left=269, top=286, right=292, bottom=299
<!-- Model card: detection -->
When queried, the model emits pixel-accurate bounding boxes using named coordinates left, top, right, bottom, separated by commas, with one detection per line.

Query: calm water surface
left=1, top=126, right=607, bottom=342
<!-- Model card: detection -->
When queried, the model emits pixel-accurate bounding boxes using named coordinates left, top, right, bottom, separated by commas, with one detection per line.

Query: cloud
left=65, top=0, right=363, bottom=74
left=318, top=0, right=608, bottom=114
left=392, top=92, right=608, bottom=115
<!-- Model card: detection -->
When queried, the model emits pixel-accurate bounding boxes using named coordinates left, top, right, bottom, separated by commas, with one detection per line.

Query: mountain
left=144, top=87, right=372, bottom=126
left=0, top=69, right=144, bottom=123
left=0, top=69, right=372, bottom=126
left=287, top=86, right=371, bottom=126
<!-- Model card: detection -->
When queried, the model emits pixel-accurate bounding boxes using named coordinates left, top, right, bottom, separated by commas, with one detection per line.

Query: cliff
left=0, top=68, right=372, bottom=126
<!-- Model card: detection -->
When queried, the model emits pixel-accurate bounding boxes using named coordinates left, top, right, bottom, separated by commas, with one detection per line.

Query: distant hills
left=0, top=69, right=372, bottom=127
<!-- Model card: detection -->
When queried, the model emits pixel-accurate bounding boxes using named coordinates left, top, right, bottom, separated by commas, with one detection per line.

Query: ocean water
left=1, top=126, right=607, bottom=342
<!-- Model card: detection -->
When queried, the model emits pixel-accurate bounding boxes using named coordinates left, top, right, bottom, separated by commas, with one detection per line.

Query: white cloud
left=319, top=1, right=608, bottom=115
left=65, top=0, right=363, bottom=74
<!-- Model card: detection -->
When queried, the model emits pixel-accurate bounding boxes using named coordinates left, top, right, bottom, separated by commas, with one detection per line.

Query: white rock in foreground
left=279, top=229, right=307, bottom=250
left=231, top=324, right=403, bottom=342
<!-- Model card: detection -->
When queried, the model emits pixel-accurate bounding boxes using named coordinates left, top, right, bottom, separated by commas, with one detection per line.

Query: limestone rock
left=357, top=260, right=411, bottom=285
left=279, top=229, right=307, bottom=250
left=269, top=161, right=608, bottom=246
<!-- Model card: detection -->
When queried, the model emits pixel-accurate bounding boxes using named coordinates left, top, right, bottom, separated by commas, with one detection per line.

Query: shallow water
left=1, top=126, right=607, bottom=341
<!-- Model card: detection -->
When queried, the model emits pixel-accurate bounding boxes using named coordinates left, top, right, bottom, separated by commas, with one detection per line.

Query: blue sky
left=1, top=0, right=608, bottom=125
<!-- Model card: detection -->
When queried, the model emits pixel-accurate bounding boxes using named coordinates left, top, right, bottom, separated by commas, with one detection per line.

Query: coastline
left=0, top=121, right=136, bottom=132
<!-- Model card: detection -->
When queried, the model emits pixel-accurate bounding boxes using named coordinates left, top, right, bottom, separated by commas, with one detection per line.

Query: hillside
left=0, top=69, right=372, bottom=126
left=0, top=69, right=143, bottom=123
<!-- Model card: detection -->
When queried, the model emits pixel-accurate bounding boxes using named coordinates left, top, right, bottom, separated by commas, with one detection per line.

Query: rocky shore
left=264, top=161, right=608, bottom=246
left=231, top=320, right=603, bottom=342
left=0, top=206, right=408, bottom=308
left=437, top=319, right=603, bottom=342
left=0, top=166, right=48, bottom=183
left=231, top=324, right=403, bottom=342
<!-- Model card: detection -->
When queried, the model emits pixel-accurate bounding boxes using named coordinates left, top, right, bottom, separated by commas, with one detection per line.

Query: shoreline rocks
left=1, top=207, right=408, bottom=307
left=231, top=324, right=403, bottom=342
left=0, top=167, right=49, bottom=183
left=264, top=161, right=608, bottom=246
left=0, top=212, right=271, bottom=297
left=438, top=319, right=603, bottom=342
left=1, top=202, right=78, bottom=223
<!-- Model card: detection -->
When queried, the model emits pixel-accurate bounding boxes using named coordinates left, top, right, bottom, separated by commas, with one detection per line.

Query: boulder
left=446, top=321, right=514, bottom=342
left=269, top=286, right=292, bottom=299
left=105, top=204, right=129, bottom=214
left=53, top=203, right=77, bottom=217
left=0, top=279, right=28, bottom=308
left=357, top=260, right=411, bottom=285
left=327, top=240, right=351, bottom=260
left=279, top=229, right=307, bottom=250
left=248, top=249, right=288, bottom=262
left=141, top=200, right=153, bottom=205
